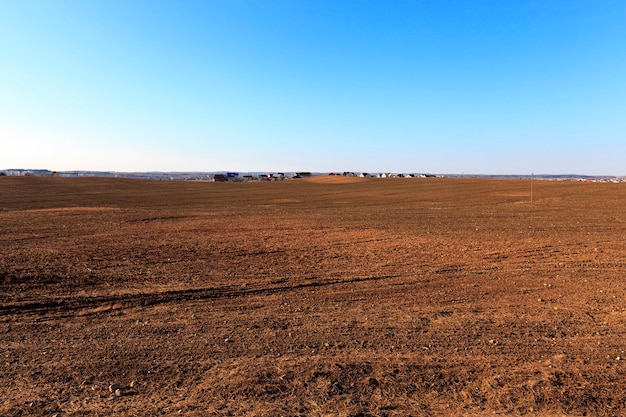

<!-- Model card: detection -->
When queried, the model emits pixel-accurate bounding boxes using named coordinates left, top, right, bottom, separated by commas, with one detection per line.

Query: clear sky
left=1, top=1, right=625, bottom=175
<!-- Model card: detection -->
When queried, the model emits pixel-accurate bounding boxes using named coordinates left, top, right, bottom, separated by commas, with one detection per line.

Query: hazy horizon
left=2, top=1, right=625, bottom=175
left=3, top=168, right=623, bottom=179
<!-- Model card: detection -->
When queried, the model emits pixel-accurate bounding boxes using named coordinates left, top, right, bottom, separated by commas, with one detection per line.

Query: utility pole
left=530, top=172, right=534, bottom=204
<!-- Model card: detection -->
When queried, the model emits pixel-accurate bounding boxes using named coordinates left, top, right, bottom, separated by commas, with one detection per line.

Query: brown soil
left=302, top=175, right=368, bottom=184
left=2, top=176, right=626, bottom=416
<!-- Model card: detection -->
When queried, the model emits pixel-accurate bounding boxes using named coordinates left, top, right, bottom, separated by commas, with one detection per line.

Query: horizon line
left=2, top=168, right=625, bottom=178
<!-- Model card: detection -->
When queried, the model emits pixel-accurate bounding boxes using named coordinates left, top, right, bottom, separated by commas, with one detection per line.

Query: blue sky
left=1, top=1, right=625, bottom=174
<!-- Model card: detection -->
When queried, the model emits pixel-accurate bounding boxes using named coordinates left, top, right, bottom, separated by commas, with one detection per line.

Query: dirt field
left=2, top=176, right=626, bottom=416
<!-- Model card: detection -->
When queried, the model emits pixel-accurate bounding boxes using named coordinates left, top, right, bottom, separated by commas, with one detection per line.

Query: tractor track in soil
left=0, top=274, right=399, bottom=317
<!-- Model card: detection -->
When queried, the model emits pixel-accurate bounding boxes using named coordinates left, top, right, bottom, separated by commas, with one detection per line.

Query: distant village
left=210, top=171, right=443, bottom=181
left=1, top=169, right=625, bottom=183
left=0, top=169, right=442, bottom=181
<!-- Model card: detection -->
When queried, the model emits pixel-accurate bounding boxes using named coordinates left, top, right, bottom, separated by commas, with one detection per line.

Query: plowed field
left=2, top=176, right=626, bottom=416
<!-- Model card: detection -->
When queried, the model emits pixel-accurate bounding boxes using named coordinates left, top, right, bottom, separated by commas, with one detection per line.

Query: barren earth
left=2, top=176, right=626, bottom=416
